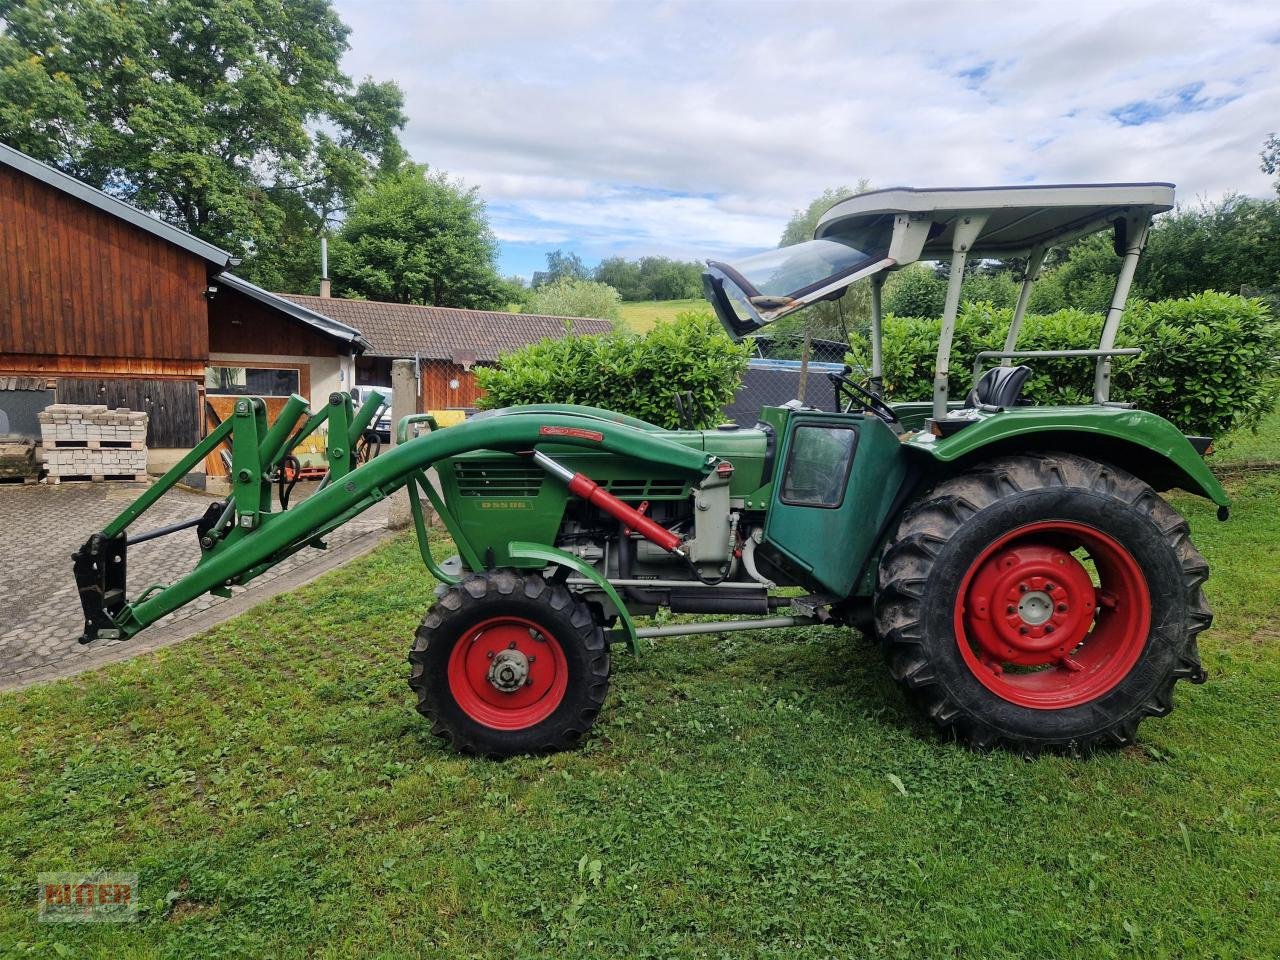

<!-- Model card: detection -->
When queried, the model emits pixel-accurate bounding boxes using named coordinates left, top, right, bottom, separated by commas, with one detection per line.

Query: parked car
left=353, top=385, right=393, bottom=444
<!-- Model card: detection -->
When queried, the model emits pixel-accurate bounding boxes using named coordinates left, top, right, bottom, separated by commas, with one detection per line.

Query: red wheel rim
left=954, top=520, right=1150, bottom=709
left=446, top=616, right=569, bottom=730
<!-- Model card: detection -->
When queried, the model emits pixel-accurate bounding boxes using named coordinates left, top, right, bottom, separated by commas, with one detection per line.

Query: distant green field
left=616, top=297, right=709, bottom=332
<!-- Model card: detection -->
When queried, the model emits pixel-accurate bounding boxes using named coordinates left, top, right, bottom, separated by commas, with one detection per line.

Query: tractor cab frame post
left=932, top=214, right=989, bottom=420
left=1094, top=212, right=1152, bottom=403
left=868, top=271, right=886, bottom=396
left=1002, top=245, right=1047, bottom=366
left=929, top=210, right=1152, bottom=417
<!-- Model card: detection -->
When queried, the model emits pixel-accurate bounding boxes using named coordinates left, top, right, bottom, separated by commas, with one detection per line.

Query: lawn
left=2, top=414, right=1279, bottom=958
left=616, top=297, right=709, bottom=332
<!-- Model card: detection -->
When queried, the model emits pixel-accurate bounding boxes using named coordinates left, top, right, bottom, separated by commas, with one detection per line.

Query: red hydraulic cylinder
left=532, top=450, right=684, bottom=555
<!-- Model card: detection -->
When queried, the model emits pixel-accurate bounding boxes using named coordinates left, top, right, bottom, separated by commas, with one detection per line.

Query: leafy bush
left=1137, top=195, right=1280, bottom=302
left=1115, top=292, right=1280, bottom=436
left=848, top=293, right=1279, bottom=435
left=882, top=264, right=947, bottom=319
left=476, top=311, right=750, bottom=429
left=524, top=277, right=622, bottom=321
left=883, top=263, right=1046, bottom=318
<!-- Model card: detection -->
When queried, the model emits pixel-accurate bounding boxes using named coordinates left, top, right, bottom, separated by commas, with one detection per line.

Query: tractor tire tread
left=875, top=451, right=1211, bottom=754
left=408, top=571, right=609, bottom=757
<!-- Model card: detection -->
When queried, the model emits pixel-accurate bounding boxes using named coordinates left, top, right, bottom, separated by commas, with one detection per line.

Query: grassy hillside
left=615, top=297, right=709, bottom=332
left=2, top=411, right=1277, bottom=957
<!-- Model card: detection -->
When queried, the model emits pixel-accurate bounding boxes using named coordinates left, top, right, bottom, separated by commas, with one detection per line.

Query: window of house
left=205, top=366, right=300, bottom=397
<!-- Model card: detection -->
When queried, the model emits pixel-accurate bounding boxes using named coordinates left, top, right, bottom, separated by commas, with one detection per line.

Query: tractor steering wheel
left=827, top=367, right=900, bottom=427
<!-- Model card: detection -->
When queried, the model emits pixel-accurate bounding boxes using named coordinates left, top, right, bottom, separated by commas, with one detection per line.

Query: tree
left=497, top=275, right=530, bottom=310
left=1137, top=196, right=1280, bottom=300
left=772, top=182, right=873, bottom=345
left=883, top=264, right=947, bottom=317
left=1033, top=233, right=1122, bottom=314
left=537, top=249, right=590, bottom=287
left=0, top=0, right=406, bottom=290
left=593, top=257, right=647, bottom=300
left=637, top=257, right=701, bottom=300
left=1263, top=133, right=1280, bottom=193
left=524, top=278, right=621, bottom=321
left=778, top=182, right=869, bottom=247
left=591, top=256, right=702, bottom=301
left=330, top=165, right=505, bottom=309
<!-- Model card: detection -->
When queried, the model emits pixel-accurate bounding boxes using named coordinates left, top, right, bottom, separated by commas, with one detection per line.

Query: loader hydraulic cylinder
left=532, top=450, right=684, bottom=555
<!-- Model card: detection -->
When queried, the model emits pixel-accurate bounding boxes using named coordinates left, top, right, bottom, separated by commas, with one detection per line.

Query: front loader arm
left=74, top=398, right=717, bottom=644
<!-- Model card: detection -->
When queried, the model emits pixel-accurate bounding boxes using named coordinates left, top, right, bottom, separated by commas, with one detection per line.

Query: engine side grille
left=454, top=463, right=544, bottom=497
left=604, top=478, right=689, bottom=499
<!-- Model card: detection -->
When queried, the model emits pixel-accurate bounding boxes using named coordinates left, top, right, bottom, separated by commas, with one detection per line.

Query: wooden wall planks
left=0, top=165, right=210, bottom=362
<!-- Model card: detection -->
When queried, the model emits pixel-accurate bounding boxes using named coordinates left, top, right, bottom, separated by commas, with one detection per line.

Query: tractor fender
left=506, top=541, right=639, bottom=654
left=904, top=407, right=1230, bottom=512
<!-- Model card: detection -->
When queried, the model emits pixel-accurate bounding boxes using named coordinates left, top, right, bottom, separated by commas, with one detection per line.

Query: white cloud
left=334, top=0, right=1280, bottom=270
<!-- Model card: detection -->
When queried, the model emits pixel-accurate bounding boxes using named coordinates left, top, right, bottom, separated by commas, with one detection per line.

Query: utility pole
left=387, top=359, right=421, bottom=529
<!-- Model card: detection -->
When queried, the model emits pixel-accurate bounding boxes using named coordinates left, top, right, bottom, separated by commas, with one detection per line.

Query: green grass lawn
left=3, top=420, right=1279, bottom=958
left=1207, top=405, right=1280, bottom=469
left=616, top=297, right=709, bottom=332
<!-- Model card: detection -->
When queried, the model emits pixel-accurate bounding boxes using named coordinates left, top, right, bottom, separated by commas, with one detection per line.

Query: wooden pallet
left=0, top=474, right=40, bottom=485
left=46, top=473, right=149, bottom=484
left=43, top=438, right=145, bottom=450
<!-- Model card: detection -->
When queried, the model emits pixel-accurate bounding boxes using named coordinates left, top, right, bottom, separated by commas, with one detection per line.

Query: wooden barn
left=282, top=295, right=612, bottom=411
left=1, top=140, right=614, bottom=485
left=0, top=142, right=366, bottom=480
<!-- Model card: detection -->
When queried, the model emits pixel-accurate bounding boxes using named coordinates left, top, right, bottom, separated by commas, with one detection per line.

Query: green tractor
left=74, top=184, right=1226, bottom=756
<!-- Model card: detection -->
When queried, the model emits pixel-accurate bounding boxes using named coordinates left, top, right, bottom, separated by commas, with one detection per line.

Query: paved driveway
left=0, top=481, right=389, bottom=689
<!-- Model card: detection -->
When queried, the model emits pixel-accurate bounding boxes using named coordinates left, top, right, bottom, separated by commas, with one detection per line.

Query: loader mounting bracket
left=73, top=532, right=128, bottom=644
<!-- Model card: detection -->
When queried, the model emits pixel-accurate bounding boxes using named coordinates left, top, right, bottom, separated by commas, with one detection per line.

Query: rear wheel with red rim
left=876, top=452, right=1211, bottom=753
left=410, top=571, right=609, bottom=756
left=956, top=520, right=1150, bottom=709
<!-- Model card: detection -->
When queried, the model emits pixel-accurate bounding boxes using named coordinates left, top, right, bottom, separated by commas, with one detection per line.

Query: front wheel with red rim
left=875, top=453, right=1211, bottom=753
left=409, top=571, right=609, bottom=756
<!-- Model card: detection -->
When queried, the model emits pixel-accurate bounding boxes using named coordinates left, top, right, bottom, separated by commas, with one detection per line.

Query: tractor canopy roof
left=704, top=182, right=1174, bottom=338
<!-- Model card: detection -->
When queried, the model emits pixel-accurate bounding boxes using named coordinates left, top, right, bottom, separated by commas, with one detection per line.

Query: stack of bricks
left=38, top=404, right=149, bottom=483
left=0, top=434, right=39, bottom=483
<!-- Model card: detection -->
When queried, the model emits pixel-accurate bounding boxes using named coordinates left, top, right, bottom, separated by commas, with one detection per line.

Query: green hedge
left=475, top=311, right=749, bottom=430
left=848, top=292, right=1280, bottom=436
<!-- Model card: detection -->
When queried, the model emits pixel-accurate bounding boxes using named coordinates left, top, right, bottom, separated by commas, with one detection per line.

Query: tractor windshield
left=704, top=214, right=894, bottom=338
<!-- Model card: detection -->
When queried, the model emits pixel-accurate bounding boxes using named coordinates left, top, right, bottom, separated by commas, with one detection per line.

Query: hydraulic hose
left=532, top=450, right=684, bottom=555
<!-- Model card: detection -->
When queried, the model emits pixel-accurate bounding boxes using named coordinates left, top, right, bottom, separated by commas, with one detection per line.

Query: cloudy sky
left=333, top=0, right=1280, bottom=279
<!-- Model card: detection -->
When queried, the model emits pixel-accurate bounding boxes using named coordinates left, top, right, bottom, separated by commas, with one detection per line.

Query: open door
left=763, top=411, right=909, bottom=597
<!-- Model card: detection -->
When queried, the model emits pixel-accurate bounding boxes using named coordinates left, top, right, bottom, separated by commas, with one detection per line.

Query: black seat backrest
left=965, top=365, right=1032, bottom=410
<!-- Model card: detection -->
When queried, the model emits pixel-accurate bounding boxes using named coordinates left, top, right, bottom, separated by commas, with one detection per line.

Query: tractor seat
left=965, top=364, right=1032, bottom=410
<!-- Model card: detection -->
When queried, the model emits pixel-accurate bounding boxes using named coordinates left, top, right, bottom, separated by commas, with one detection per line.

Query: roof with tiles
left=281, top=295, right=613, bottom=361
